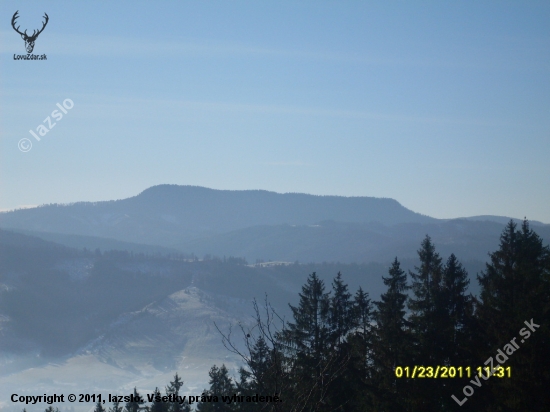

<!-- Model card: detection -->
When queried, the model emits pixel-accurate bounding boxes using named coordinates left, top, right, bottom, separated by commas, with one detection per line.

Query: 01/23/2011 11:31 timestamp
left=394, top=365, right=512, bottom=379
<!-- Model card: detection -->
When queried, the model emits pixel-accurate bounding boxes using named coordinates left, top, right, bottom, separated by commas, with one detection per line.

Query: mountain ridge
left=1, top=185, right=547, bottom=264
left=0, top=185, right=435, bottom=247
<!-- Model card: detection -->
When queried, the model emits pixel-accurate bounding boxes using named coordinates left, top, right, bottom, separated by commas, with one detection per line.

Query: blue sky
left=1, top=1, right=549, bottom=222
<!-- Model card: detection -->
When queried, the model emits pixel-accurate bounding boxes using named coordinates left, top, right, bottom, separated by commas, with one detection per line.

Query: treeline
left=199, top=220, right=549, bottom=411
left=28, top=220, right=550, bottom=411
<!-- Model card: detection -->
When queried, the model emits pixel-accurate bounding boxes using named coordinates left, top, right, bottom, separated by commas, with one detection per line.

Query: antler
left=11, top=11, right=27, bottom=37
left=29, top=13, right=49, bottom=39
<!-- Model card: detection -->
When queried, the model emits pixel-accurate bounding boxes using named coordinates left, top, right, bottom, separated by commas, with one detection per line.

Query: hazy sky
left=1, top=1, right=549, bottom=222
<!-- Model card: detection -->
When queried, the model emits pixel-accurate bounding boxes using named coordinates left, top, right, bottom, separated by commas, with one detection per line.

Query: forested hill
left=0, top=229, right=388, bottom=357
left=0, top=185, right=434, bottom=246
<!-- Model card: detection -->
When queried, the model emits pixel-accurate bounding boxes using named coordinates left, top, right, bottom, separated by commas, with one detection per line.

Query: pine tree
left=210, top=364, right=236, bottom=397
left=109, top=400, right=124, bottom=412
left=93, top=401, right=106, bottom=412
left=195, top=364, right=237, bottom=411
left=149, top=388, right=167, bottom=412
left=247, top=335, right=274, bottom=394
left=442, top=253, right=474, bottom=364
left=408, top=235, right=445, bottom=365
left=342, top=287, right=373, bottom=411
left=328, top=272, right=354, bottom=346
left=280, top=272, right=331, bottom=410
left=353, top=287, right=372, bottom=369
left=125, top=388, right=144, bottom=412
left=283, top=272, right=330, bottom=378
left=438, top=253, right=476, bottom=410
left=408, top=237, right=457, bottom=410
left=372, top=258, right=411, bottom=411
left=477, top=220, right=550, bottom=410
left=235, top=367, right=256, bottom=412
left=165, top=373, right=190, bottom=412
left=324, top=273, right=357, bottom=411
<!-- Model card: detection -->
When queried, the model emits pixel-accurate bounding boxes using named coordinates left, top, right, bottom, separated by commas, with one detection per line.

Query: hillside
left=0, top=230, right=394, bottom=411
left=0, top=230, right=393, bottom=359
left=179, top=219, right=550, bottom=265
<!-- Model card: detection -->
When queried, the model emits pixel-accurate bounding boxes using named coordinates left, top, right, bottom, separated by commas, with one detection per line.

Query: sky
left=1, top=1, right=549, bottom=222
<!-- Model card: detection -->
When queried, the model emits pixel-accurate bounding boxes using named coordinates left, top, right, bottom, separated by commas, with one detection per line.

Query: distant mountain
left=1, top=185, right=547, bottom=267
left=0, top=185, right=435, bottom=248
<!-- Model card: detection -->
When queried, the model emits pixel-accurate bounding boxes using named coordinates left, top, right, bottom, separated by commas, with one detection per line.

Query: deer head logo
left=11, top=11, right=49, bottom=54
